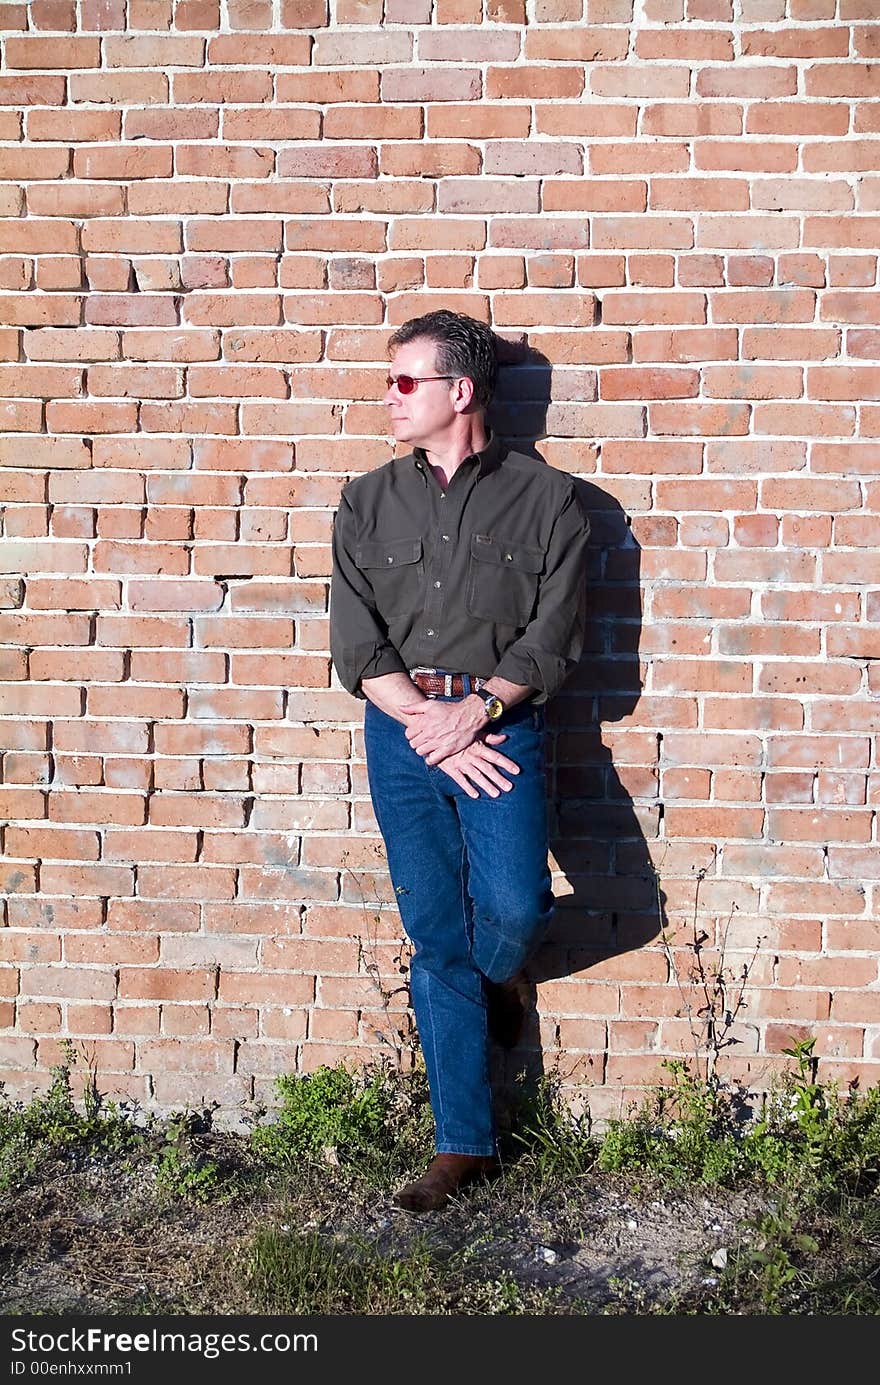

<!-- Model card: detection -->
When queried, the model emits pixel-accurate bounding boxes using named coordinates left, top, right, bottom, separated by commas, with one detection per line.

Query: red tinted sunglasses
left=386, top=374, right=456, bottom=395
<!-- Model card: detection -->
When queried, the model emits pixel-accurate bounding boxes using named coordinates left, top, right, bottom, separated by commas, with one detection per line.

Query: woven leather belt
left=410, top=668, right=487, bottom=698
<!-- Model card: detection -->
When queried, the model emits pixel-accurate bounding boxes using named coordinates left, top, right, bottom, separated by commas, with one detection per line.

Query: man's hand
left=436, top=733, right=520, bottom=800
left=400, top=695, right=486, bottom=764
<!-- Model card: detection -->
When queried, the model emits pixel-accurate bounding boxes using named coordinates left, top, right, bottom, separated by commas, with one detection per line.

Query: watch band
left=476, top=688, right=505, bottom=720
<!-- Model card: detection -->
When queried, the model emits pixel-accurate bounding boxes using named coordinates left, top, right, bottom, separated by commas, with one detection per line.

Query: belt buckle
left=409, top=666, right=441, bottom=698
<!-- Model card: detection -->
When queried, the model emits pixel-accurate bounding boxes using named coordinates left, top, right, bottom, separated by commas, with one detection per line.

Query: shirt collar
left=412, top=427, right=502, bottom=480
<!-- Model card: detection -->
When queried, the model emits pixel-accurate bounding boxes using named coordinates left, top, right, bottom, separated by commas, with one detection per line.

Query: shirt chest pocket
left=357, top=537, right=424, bottom=618
left=466, top=533, right=543, bottom=628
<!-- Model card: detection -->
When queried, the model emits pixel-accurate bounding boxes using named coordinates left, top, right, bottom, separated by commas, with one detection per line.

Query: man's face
left=384, top=336, right=460, bottom=449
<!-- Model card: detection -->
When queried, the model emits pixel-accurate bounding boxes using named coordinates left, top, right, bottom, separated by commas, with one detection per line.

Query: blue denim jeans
left=364, top=694, right=554, bottom=1155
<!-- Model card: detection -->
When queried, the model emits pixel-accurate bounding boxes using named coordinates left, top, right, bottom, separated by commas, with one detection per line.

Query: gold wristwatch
left=475, top=688, right=505, bottom=722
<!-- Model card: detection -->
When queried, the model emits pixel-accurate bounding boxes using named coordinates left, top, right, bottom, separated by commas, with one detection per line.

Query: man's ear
left=453, top=376, right=476, bottom=412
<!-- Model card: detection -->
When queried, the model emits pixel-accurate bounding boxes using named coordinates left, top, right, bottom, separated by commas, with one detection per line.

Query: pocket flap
left=356, top=537, right=423, bottom=568
left=469, top=533, right=544, bottom=574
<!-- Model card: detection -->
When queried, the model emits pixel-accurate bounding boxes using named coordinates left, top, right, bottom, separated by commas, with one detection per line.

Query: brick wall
left=0, top=1, right=878, bottom=1123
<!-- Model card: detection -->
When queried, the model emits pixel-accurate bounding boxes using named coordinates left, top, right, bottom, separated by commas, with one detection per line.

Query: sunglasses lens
left=396, top=375, right=416, bottom=394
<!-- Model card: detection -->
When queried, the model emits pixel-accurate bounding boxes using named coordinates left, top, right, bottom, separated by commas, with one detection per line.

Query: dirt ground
left=0, top=1133, right=762, bottom=1316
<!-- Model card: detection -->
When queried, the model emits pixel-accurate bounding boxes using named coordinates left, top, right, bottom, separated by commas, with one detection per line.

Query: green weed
left=250, top=1060, right=433, bottom=1189
left=507, top=1071, right=599, bottom=1181
left=598, top=1042, right=880, bottom=1201
left=244, top=1228, right=439, bottom=1314
left=0, top=1051, right=143, bottom=1194
left=153, top=1112, right=226, bottom=1205
left=598, top=1058, right=746, bottom=1186
left=3, top=1040, right=880, bottom=1316
left=242, top=1225, right=573, bottom=1315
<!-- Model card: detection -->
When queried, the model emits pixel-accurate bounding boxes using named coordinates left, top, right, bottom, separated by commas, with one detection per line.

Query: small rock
left=711, top=1247, right=728, bottom=1269
left=625, top=1218, right=638, bottom=1230
left=535, top=1246, right=558, bottom=1264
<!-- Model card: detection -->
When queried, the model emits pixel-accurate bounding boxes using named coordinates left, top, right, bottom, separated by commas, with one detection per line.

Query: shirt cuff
left=493, top=646, right=568, bottom=705
left=352, top=642, right=408, bottom=694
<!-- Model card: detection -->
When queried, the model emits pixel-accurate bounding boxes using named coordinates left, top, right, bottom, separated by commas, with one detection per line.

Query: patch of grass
left=506, top=1071, right=600, bottom=1182
left=651, top=1190, right=880, bottom=1318
left=244, top=1228, right=439, bottom=1313
left=153, top=1112, right=228, bottom=1206
left=249, top=1060, right=434, bottom=1189
left=597, top=1042, right=880, bottom=1201
left=596, top=1041, right=880, bottom=1316
left=597, top=1058, right=747, bottom=1187
left=241, top=1225, right=576, bottom=1315
left=3, top=1040, right=880, bottom=1315
left=0, top=1052, right=144, bottom=1195
left=0, top=1051, right=247, bottom=1208
left=744, top=1040, right=880, bottom=1199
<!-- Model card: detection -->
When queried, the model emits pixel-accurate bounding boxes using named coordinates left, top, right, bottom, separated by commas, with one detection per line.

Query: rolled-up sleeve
left=330, top=490, right=408, bottom=697
left=492, top=482, right=590, bottom=703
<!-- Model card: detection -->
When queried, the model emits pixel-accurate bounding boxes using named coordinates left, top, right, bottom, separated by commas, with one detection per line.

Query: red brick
left=324, top=107, right=422, bottom=141
left=650, top=402, right=750, bottom=435
left=806, top=63, right=880, bottom=98
left=493, top=293, right=597, bottom=327
left=487, top=66, right=583, bottom=100
left=428, top=104, right=531, bottom=139
left=603, top=365, right=701, bottom=401
left=702, top=695, right=804, bottom=731
left=544, top=180, right=645, bottom=213
left=602, top=291, right=707, bottom=325
left=21, top=965, right=117, bottom=1001
left=639, top=26, right=733, bottom=59
left=382, top=68, right=482, bottom=102
left=6, top=36, right=100, bottom=68
left=535, top=103, right=636, bottom=137
left=591, top=66, right=690, bottom=99
left=17, top=1001, right=63, bottom=1034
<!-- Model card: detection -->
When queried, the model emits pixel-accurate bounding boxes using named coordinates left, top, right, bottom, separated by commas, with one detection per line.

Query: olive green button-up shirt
left=329, top=431, right=590, bottom=705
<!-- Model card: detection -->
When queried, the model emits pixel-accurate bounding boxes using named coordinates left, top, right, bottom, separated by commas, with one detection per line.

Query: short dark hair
left=387, top=310, right=498, bottom=409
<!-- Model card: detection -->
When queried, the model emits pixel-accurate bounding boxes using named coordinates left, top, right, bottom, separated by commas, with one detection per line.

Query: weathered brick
left=2, top=9, right=878, bottom=1112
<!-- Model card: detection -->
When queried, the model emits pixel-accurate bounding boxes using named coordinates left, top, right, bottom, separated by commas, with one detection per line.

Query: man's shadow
left=487, top=340, right=668, bottom=1130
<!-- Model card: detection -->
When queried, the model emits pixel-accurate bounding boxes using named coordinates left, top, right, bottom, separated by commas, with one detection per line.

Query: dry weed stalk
left=658, top=866, right=764, bottom=1092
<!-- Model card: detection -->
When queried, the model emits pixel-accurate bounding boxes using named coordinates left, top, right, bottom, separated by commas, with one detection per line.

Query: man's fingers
left=481, top=752, right=519, bottom=774
left=461, top=768, right=500, bottom=797
left=470, top=746, right=519, bottom=773
left=444, top=767, right=479, bottom=799
left=479, top=768, right=514, bottom=792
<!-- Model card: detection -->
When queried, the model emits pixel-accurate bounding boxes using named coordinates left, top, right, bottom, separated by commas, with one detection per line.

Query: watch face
left=486, top=696, right=504, bottom=720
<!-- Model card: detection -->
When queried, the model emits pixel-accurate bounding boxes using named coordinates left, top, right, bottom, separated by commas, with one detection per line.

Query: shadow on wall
left=487, top=340, right=668, bottom=1112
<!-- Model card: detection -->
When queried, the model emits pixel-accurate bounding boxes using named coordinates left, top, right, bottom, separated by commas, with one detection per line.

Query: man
left=329, top=310, right=589, bottom=1212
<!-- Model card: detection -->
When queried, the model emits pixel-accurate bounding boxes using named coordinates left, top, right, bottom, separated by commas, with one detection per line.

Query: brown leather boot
left=393, top=1153, right=500, bottom=1213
